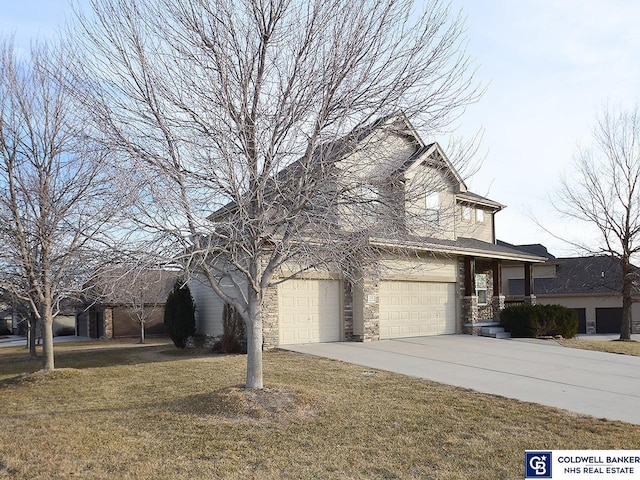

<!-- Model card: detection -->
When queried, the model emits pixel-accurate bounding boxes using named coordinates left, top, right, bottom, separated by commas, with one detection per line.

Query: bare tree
left=0, top=39, right=121, bottom=370
left=70, top=0, right=480, bottom=388
left=555, top=105, right=640, bottom=340
left=88, top=267, right=176, bottom=343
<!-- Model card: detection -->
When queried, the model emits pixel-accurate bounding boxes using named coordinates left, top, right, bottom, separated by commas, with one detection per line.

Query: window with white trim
left=462, top=205, right=472, bottom=222
left=475, top=273, right=488, bottom=305
left=476, top=208, right=485, bottom=223
left=425, top=192, right=440, bottom=226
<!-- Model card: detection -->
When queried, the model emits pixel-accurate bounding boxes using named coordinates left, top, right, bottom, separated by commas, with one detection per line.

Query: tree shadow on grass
left=0, top=340, right=239, bottom=377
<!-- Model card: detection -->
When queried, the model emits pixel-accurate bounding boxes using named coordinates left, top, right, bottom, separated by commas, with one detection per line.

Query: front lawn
left=1, top=339, right=639, bottom=479
left=557, top=338, right=640, bottom=356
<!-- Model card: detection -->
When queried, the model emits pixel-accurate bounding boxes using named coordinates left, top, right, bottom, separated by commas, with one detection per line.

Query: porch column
left=492, top=259, right=505, bottom=319
left=523, top=262, right=536, bottom=305
left=104, top=308, right=114, bottom=339
left=464, top=256, right=476, bottom=296
left=462, top=256, right=479, bottom=334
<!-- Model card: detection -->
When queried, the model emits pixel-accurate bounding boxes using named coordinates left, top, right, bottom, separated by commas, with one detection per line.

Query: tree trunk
left=245, top=290, right=263, bottom=390
left=621, top=262, right=633, bottom=340
left=140, top=321, right=145, bottom=344
left=41, top=316, right=55, bottom=371
left=41, top=296, right=55, bottom=371
left=28, top=319, right=37, bottom=358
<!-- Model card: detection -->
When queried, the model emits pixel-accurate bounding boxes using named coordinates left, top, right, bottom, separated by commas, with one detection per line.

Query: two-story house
left=190, top=114, right=546, bottom=347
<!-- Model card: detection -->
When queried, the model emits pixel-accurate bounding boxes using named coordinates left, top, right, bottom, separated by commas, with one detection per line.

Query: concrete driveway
left=282, top=335, right=640, bottom=425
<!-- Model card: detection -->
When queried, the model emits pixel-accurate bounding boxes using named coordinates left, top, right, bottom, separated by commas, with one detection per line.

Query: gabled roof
left=457, top=191, right=505, bottom=212
left=401, top=142, right=468, bottom=193
left=208, top=112, right=468, bottom=220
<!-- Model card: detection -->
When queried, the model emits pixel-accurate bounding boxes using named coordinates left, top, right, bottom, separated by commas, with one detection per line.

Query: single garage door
left=596, top=307, right=622, bottom=334
left=379, top=281, right=456, bottom=339
left=279, top=279, right=341, bottom=344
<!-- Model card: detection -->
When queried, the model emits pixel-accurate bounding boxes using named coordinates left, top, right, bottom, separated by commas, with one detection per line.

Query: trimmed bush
left=213, top=302, right=246, bottom=354
left=501, top=304, right=578, bottom=339
left=163, top=280, right=196, bottom=349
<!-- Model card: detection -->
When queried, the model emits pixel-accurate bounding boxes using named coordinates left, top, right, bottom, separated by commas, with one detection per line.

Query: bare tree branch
left=554, top=104, right=640, bottom=340
left=69, top=0, right=481, bottom=388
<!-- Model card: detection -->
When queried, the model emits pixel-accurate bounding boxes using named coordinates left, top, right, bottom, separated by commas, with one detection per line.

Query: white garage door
left=379, top=281, right=456, bottom=339
left=279, top=279, right=341, bottom=344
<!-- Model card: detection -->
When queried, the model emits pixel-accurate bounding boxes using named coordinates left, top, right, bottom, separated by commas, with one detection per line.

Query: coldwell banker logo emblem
left=525, top=451, right=552, bottom=478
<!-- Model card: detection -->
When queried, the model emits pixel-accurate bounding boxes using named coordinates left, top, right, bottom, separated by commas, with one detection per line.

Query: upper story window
left=462, top=205, right=472, bottom=222
left=425, top=192, right=440, bottom=226
left=360, top=183, right=380, bottom=222
left=476, top=208, right=485, bottom=223
left=360, top=183, right=379, bottom=202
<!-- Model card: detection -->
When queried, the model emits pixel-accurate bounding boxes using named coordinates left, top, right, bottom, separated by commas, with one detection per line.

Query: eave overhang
left=369, top=236, right=547, bottom=263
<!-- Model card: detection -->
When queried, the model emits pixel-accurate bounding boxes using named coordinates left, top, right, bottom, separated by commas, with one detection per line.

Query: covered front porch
left=459, top=253, right=545, bottom=335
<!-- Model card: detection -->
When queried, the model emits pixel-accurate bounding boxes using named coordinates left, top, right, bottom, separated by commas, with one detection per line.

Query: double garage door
left=379, top=281, right=457, bottom=339
left=278, top=279, right=457, bottom=344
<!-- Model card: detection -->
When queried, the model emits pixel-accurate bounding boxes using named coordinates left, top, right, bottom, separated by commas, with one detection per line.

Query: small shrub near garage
left=212, top=302, right=246, bottom=354
left=163, top=280, right=197, bottom=349
left=501, top=304, right=578, bottom=338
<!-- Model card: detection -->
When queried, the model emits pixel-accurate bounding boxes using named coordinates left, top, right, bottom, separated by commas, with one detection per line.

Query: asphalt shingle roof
left=509, top=255, right=637, bottom=296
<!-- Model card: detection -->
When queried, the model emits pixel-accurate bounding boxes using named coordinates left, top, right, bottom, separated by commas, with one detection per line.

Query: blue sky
left=451, top=0, right=640, bottom=256
left=1, top=0, right=638, bottom=257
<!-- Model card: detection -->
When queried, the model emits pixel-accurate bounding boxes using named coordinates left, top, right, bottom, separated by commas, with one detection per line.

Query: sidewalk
left=0, top=335, right=92, bottom=348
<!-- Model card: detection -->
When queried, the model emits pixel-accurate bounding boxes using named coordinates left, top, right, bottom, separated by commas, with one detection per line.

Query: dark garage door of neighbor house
left=595, top=307, right=622, bottom=334
left=572, top=308, right=586, bottom=334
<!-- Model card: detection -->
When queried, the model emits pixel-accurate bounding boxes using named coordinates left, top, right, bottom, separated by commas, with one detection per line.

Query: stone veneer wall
left=104, top=308, right=114, bottom=339
left=462, top=296, right=479, bottom=334
left=261, top=284, right=279, bottom=350
left=458, top=258, right=479, bottom=333
left=477, top=265, right=494, bottom=321
left=361, top=263, right=380, bottom=342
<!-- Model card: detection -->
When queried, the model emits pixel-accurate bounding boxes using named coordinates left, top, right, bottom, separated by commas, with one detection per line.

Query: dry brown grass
left=557, top=338, right=640, bottom=356
left=1, top=339, right=639, bottom=479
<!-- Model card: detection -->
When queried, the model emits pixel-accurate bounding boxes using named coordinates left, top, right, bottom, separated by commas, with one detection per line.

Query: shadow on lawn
left=0, top=341, right=239, bottom=375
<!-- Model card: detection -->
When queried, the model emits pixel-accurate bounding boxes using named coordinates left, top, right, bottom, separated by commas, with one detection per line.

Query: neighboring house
left=78, top=269, right=178, bottom=339
left=53, top=299, right=78, bottom=336
left=0, top=296, right=74, bottom=336
left=500, top=242, right=640, bottom=334
left=191, top=114, right=546, bottom=347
